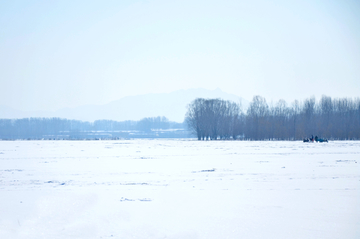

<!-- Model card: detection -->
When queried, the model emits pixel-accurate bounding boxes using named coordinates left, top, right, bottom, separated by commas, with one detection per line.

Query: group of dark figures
left=303, top=135, right=328, bottom=143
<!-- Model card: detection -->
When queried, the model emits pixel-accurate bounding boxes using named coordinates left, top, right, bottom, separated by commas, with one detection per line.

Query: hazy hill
left=0, top=88, right=248, bottom=122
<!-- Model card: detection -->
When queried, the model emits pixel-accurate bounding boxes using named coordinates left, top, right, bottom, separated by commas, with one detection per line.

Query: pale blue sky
left=1, top=0, right=359, bottom=111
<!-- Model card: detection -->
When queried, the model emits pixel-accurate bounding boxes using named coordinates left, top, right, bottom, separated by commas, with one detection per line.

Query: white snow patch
left=0, top=140, right=359, bottom=239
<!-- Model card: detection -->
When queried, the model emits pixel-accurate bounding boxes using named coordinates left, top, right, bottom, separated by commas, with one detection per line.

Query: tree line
left=0, top=116, right=184, bottom=139
left=186, top=96, right=360, bottom=140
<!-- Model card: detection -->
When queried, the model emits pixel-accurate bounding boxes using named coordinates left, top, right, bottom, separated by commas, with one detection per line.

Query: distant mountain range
left=0, top=88, right=248, bottom=122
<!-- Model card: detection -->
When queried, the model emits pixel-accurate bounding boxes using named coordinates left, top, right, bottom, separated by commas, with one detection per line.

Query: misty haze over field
left=0, top=88, right=247, bottom=122
left=1, top=0, right=359, bottom=115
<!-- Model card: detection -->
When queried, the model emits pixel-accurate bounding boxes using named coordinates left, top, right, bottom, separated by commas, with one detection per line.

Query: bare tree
left=246, top=96, right=269, bottom=140
left=185, top=98, right=243, bottom=140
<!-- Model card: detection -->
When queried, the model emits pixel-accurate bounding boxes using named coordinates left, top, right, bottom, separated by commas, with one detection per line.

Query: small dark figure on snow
left=315, top=136, right=328, bottom=143
left=303, top=135, right=315, bottom=143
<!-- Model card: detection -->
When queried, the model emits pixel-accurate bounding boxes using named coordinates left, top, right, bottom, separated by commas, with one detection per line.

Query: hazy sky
left=1, top=0, right=359, bottom=111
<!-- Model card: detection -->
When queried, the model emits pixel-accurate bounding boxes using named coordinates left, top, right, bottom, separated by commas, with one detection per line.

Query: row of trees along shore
left=185, top=96, right=360, bottom=140
left=0, top=116, right=183, bottom=139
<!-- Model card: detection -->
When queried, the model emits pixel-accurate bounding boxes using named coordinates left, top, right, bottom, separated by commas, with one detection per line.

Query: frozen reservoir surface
left=0, top=140, right=359, bottom=239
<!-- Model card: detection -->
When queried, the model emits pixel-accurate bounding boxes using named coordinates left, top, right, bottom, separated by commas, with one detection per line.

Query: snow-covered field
left=0, top=140, right=359, bottom=239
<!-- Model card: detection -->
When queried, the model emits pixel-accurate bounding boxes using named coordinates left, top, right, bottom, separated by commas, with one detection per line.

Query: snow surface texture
left=0, top=140, right=359, bottom=239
